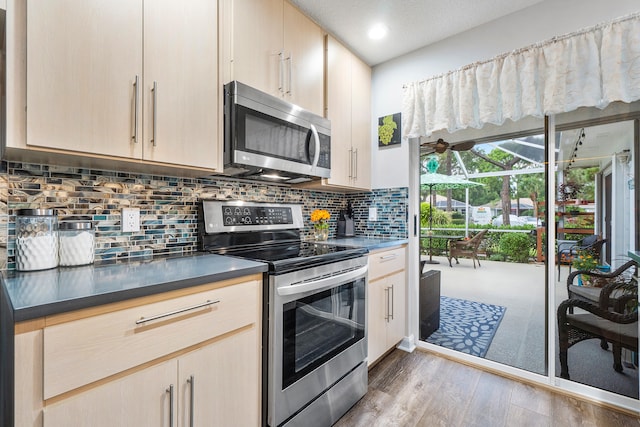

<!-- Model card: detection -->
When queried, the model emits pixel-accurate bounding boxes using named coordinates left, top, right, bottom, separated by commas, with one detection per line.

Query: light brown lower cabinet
left=367, top=246, right=407, bottom=366
left=14, top=275, right=262, bottom=427
left=42, top=328, right=258, bottom=427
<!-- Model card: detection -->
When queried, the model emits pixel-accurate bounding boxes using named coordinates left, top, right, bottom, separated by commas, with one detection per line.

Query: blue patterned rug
left=425, top=296, right=506, bottom=358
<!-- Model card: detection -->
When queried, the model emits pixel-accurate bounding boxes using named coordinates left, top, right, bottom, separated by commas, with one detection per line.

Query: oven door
left=269, top=258, right=367, bottom=427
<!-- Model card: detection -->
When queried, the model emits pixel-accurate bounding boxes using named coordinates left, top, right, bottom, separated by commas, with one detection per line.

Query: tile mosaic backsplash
left=0, top=161, right=408, bottom=270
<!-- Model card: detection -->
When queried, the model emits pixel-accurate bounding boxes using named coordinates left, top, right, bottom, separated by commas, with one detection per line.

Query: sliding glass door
left=417, top=103, right=639, bottom=407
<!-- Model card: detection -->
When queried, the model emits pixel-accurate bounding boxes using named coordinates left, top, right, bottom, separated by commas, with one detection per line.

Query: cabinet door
left=367, top=278, right=388, bottom=366
left=349, top=54, right=372, bottom=190
left=226, top=0, right=283, bottom=98
left=283, top=1, right=324, bottom=115
left=385, top=271, right=406, bottom=349
left=325, top=35, right=353, bottom=188
left=26, top=0, right=143, bottom=159
left=178, top=327, right=260, bottom=427
left=43, top=359, right=177, bottom=427
left=143, top=0, right=220, bottom=170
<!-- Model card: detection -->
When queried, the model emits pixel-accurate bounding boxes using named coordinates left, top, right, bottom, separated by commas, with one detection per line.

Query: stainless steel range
left=199, top=200, right=368, bottom=427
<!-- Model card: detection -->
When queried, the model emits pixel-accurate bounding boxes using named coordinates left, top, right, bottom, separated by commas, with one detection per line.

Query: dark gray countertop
left=2, top=253, right=268, bottom=322
left=325, top=237, right=408, bottom=251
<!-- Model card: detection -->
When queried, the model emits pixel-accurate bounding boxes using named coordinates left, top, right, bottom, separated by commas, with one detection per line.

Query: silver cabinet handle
left=348, top=148, right=353, bottom=179
left=380, top=254, right=398, bottom=261
left=135, top=300, right=219, bottom=325
left=384, top=287, right=390, bottom=322
left=353, top=148, right=358, bottom=180
left=166, top=384, right=174, bottom=427
left=309, top=124, right=320, bottom=168
left=278, top=51, right=284, bottom=94
left=286, top=52, right=292, bottom=95
left=187, top=375, right=195, bottom=427
left=151, top=81, right=157, bottom=146
left=389, top=284, right=395, bottom=320
left=132, top=75, right=139, bottom=143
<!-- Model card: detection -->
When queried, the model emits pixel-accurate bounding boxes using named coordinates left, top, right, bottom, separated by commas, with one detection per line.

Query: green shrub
left=498, top=233, right=533, bottom=263
left=489, top=253, right=506, bottom=262
left=451, top=212, right=464, bottom=220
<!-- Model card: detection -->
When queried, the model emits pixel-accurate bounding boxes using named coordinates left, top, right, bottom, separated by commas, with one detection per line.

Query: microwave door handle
left=309, top=124, right=320, bottom=168
left=277, top=265, right=368, bottom=296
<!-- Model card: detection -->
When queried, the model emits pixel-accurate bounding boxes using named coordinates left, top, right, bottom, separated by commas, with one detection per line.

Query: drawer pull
left=135, top=299, right=219, bottom=325
left=380, top=254, right=398, bottom=261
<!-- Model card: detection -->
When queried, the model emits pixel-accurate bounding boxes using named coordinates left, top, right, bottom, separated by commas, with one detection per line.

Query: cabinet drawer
left=43, top=279, right=260, bottom=400
left=368, top=247, right=406, bottom=280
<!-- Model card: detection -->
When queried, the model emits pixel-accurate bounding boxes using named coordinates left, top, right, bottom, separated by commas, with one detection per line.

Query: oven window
left=281, top=278, right=365, bottom=389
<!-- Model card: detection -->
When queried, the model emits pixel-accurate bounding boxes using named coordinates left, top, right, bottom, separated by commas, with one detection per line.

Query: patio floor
left=421, top=255, right=639, bottom=398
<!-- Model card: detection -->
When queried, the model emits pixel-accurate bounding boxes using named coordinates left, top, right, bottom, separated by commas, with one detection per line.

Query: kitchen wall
left=0, top=161, right=408, bottom=270
left=369, top=0, right=640, bottom=190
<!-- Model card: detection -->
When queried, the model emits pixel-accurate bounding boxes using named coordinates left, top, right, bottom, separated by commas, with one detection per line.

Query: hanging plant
left=558, top=181, right=583, bottom=201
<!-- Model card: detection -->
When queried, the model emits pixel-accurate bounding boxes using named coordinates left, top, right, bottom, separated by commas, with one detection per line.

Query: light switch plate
left=121, top=208, right=140, bottom=232
left=368, top=207, right=377, bottom=221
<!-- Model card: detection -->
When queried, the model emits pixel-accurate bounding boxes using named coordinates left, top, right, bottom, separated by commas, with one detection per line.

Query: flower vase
left=578, top=274, right=590, bottom=286
left=315, top=227, right=329, bottom=241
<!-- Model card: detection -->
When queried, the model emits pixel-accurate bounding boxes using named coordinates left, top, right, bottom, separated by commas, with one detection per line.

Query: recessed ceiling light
left=368, top=23, right=388, bottom=40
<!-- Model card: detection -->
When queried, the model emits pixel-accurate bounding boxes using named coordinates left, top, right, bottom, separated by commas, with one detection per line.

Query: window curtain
left=402, top=12, right=640, bottom=138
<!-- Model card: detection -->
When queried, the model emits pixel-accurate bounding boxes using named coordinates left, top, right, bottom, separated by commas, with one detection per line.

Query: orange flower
left=310, top=209, right=330, bottom=223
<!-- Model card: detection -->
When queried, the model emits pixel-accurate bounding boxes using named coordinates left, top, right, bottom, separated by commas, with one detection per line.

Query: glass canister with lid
left=58, top=220, right=95, bottom=267
left=15, top=209, right=59, bottom=271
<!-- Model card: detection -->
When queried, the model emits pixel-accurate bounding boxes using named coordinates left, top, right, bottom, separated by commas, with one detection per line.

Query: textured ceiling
left=289, top=0, right=544, bottom=66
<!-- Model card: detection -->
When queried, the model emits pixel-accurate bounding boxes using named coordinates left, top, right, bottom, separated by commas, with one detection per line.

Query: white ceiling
left=289, top=0, right=545, bottom=66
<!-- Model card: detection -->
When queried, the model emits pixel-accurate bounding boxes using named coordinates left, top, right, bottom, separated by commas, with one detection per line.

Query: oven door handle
left=277, top=265, right=368, bottom=296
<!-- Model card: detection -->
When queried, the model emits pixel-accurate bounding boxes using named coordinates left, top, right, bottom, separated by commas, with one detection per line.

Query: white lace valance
left=402, top=12, right=640, bottom=138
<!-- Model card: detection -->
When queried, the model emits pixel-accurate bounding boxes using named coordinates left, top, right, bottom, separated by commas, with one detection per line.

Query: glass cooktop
left=210, top=241, right=367, bottom=274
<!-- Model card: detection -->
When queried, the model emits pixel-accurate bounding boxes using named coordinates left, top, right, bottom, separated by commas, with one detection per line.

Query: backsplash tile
left=0, top=161, right=408, bottom=270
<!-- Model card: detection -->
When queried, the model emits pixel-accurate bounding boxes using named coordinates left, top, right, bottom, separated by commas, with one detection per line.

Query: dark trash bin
left=419, top=266, right=441, bottom=340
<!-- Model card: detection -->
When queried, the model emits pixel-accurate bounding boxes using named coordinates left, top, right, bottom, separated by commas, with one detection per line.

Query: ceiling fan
left=422, top=138, right=476, bottom=154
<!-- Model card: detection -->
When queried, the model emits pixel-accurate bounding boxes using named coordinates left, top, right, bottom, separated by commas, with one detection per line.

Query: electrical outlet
left=121, top=208, right=140, bottom=232
left=368, top=207, right=377, bottom=221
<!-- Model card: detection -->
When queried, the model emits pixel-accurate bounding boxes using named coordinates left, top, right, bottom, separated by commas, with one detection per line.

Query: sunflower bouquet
left=310, top=209, right=330, bottom=230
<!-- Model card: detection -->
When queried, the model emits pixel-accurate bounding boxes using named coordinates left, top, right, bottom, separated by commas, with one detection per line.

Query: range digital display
left=222, top=205, right=294, bottom=226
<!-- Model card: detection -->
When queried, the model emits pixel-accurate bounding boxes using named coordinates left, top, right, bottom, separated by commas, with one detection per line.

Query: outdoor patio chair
left=566, top=260, right=638, bottom=313
left=557, top=235, right=605, bottom=276
left=557, top=267, right=638, bottom=379
left=447, top=229, right=487, bottom=268
left=565, top=259, right=638, bottom=351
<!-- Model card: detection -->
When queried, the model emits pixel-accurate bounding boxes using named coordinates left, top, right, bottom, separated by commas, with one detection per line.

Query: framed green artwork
left=378, top=113, right=401, bottom=147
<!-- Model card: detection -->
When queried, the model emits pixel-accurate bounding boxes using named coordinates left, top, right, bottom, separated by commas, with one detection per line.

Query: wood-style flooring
left=335, top=349, right=640, bottom=427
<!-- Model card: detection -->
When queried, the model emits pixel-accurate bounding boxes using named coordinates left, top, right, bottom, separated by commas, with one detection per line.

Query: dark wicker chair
left=566, top=260, right=638, bottom=312
left=447, top=229, right=487, bottom=268
left=557, top=235, right=606, bottom=276
left=557, top=265, right=638, bottom=380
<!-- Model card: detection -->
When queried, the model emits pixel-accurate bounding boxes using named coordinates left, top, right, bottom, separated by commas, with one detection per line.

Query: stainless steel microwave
left=223, top=81, right=331, bottom=183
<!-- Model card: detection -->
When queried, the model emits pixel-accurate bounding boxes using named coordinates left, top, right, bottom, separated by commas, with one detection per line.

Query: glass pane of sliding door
left=419, top=121, right=547, bottom=375
left=553, top=118, right=639, bottom=399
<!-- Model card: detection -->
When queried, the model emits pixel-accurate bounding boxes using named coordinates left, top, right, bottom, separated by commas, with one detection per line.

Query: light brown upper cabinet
left=221, top=0, right=324, bottom=116
left=23, top=0, right=221, bottom=171
left=324, top=35, right=372, bottom=191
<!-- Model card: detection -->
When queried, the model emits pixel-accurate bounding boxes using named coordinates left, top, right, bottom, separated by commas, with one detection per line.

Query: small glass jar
left=16, top=209, right=58, bottom=271
left=58, top=220, right=95, bottom=267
